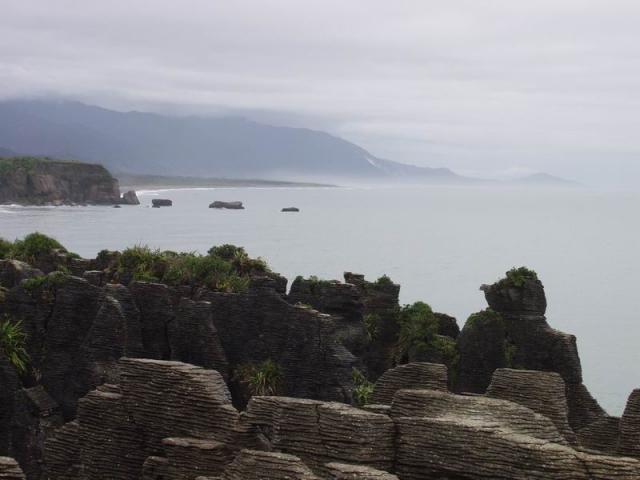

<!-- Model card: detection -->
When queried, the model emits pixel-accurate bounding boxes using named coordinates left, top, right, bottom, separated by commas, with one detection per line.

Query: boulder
left=281, top=207, right=300, bottom=212
left=209, top=201, right=244, bottom=209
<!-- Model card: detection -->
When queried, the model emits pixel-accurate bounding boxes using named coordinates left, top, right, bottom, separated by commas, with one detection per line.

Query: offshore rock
left=369, top=362, right=448, bottom=405
left=120, top=190, right=140, bottom=205
left=209, top=201, right=244, bottom=209
left=151, top=198, right=172, bottom=207
left=281, top=207, right=300, bottom=212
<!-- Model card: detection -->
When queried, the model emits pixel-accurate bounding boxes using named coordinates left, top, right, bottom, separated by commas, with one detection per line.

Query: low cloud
left=2, top=1, right=640, bottom=187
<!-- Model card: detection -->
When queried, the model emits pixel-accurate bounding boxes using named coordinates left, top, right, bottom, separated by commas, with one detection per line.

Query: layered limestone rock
left=458, top=270, right=609, bottom=433
left=0, top=157, right=121, bottom=205
left=0, top=457, right=25, bottom=479
left=196, top=287, right=355, bottom=407
left=343, top=273, right=401, bottom=378
left=618, top=389, right=640, bottom=458
left=288, top=276, right=368, bottom=358
left=486, top=368, right=577, bottom=444
left=390, top=389, right=567, bottom=444
left=395, top=415, right=640, bottom=480
left=161, top=437, right=232, bottom=479
left=369, top=362, right=448, bottom=405
left=9, top=386, right=63, bottom=480
left=326, top=463, right=398, bottom=480
left=119, top=358, right=238, bottom=449
left=243, top=396, right=395, bottom=473
left=42, top=421, right=80, bottom=480
left=222, top=449, right=319, bottom=480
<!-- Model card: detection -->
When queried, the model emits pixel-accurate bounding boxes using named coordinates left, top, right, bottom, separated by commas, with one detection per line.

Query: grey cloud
left=2, top=0, right=640, bottom=187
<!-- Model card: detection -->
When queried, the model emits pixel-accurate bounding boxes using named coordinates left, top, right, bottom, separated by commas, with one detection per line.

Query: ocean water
left=1, top=185, right=638, bottom=415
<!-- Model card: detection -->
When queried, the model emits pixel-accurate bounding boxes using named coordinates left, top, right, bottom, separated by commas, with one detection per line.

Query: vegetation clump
left=498, top=266, right=538, bottom=288
left=116, top=243, right=269, bottom=293
left=0, top=238, right=13, bottom=260
left=363, top=313, right=380, bottom=341
left=352, top=367, right=374, bottom=407
left=374, top=274, right=395, bottom=288
left=463, top=308, right=518, bottom=369
left=234, top=359, right=283, bottom=396
left=0, top=316, right=30, bottom=375
left=393, top=301, right=459, bottom=367
left=21, top=271, right=69, bottom=292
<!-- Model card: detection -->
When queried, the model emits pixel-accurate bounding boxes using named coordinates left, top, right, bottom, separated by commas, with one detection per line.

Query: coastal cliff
left=0, top=234, right=638, bottom=479
left=0, top=157, right=121, bottom=205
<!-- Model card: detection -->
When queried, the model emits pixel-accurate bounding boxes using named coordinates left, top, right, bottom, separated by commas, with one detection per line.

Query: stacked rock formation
left=2, top=249, right=640, bottom=478
left=458, top=272, right=607, bottom=434
left=38, top=359, right=640, bottom=479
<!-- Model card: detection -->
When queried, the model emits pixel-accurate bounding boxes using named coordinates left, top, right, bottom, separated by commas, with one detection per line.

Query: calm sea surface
left=1, top=186, right=638, bottom=415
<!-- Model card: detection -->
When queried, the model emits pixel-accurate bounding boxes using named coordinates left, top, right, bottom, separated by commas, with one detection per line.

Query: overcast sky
left=1, top=1, right=640, bottom=187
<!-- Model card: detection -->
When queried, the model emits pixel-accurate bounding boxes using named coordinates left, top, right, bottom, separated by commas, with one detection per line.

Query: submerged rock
left=209, top=201, right=244, bottom=209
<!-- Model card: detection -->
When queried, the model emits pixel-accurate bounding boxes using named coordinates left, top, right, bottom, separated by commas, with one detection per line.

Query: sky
left=1, top=1, right=640, bottom=188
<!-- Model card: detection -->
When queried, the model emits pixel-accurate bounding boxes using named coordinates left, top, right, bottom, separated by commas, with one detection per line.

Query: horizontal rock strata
left=370, top=362, right=448, bottom=405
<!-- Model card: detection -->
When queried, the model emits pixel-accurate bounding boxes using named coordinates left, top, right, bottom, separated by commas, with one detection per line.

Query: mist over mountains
left=0, top=99, right=468, bottom=184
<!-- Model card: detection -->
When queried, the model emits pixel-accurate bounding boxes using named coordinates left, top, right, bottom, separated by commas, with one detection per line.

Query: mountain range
left=0, top=99, right=573, bottom=186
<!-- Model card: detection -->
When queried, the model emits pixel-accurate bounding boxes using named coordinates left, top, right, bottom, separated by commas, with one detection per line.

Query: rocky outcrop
left=40, top=359, right=640, bottom=480
left=209, top=201, right=244, bottom=209
left=459, top=270, right=608, bottom=434
left=0, top=157, right=121, bottom=205
left=288, top=277, right=368, bottom=358
left=369, top=362, right=448, bottom=405
left=196, top=287, right=356, bottom=407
